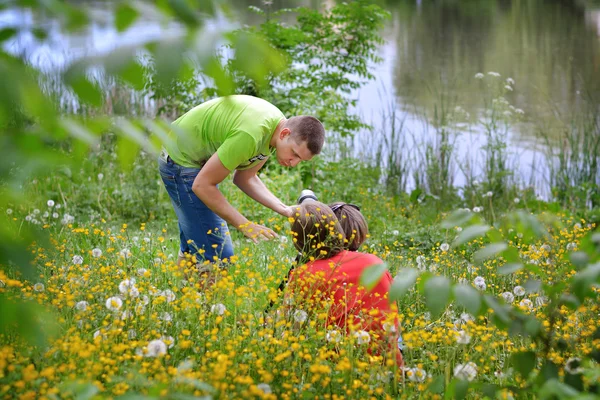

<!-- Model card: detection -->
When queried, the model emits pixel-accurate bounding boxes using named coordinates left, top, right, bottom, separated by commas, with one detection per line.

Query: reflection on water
left=1, top=0, right=599, bottom=191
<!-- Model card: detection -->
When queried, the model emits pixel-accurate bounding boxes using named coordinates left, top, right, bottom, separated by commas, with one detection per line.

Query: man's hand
left=282, top=205, right=298, bottom=218
left=239, top=222, right=278, bottom=243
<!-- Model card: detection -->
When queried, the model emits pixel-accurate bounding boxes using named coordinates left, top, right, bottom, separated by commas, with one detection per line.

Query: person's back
left=286, top=201, right=402, bottom=366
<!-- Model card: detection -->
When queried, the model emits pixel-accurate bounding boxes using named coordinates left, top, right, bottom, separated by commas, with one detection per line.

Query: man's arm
left=192, top=153, right=277, bottom=242
left=232, top=158, right=294, bottom=218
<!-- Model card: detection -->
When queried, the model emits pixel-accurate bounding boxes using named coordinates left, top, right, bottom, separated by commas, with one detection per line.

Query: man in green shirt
left=158, top=95, right=325, bottom=270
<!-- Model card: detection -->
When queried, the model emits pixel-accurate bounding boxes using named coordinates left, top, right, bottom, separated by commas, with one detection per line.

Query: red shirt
left=288, top=250, right=403, bottom=366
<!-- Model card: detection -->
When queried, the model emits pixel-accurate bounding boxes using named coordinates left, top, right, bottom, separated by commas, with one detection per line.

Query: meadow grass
left=1, top=142, right=598, bottom=399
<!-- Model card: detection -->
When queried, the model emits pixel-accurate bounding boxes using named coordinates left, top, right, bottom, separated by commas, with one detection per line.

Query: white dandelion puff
left=75, top=301, right=89, bottom=311
left=353, top=330, right=371, bottom=344
left=92, top=248, right=103, bottom=258
left=160, top=289, right=176, bottom=303
left=456, top=330, right=471, bottom=344
left=210, top=303, right=226, bottom=316
left=72, top=255, right=84, bottom=265
left=474, top=72, right=484, bottom=79
left=256, top=383, right=272, bottom=394
left=440, top=243, right=450, bottom=252
left=519, top=299, right=533, bottom=310
left=47, top=200, right=55, bottom=207
left=33, top=282, right=45, bottom=292
left=454, top=362, right=478, bottom=381
left=502, top=292, right=515, bottom=303
left=406, top=367, right=427, bottom=382
left=513, top=286, right=526, bottom=296
left=145, top=339, right=167, bottom=357
left=105, top=296, right=123, bottom=311
left=326, top=330, right=343, bottom=343
left=293, top=309, right=308, bottom=323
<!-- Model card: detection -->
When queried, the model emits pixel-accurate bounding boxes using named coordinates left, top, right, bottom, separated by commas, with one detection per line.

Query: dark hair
left=290, top=201, right=345, bottom=260
left=329, top=202, right=368, bottom=251
left=286, top=116, right=325, bottom=155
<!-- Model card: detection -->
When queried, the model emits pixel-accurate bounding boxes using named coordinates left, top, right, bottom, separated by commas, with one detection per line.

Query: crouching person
left=285, top=201, right=403, bottom=367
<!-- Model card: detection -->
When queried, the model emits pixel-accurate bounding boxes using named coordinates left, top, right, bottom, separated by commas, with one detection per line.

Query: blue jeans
left=158, top=156, right=234, bottom=262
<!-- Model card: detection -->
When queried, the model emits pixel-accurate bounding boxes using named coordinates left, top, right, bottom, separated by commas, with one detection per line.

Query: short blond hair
left=290, top=201, right=345, bottom=260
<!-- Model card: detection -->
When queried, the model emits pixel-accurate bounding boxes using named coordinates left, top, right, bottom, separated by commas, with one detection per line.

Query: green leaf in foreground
left=389, top=268, right=419, bottom=302
left=474, top=243, right=508, bottom=263
left=498, top=262, right=523, bottom=275
left=116, top=3, right=139, bottom=32
left=359, top=263, right=388, bottom=291
left=510, top=351, right=536, bottom=378
left=453, top=284, right=481, bottom=315
left=423, top=276, right=451, bottom=318
left=441, top=209, right=473, bottom=229
left=453, top=224, right=489, bottom=246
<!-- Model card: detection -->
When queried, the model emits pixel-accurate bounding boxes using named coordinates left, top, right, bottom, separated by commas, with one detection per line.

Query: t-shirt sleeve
left=216, top=131, right=257, bottom=171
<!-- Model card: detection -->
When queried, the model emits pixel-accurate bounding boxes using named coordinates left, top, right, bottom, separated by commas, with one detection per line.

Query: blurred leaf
left=115, top=118, right=157, bottom=155
left=453, top=284, right=481, bottom=315
left=427, top=375, right=444, bottom=394
left=202, top=56, right=234, bottom=96
left=474, top=243, right=507, bottom=263
left=538, top=379, right=579, bottom=399
left=229, top=33, right=286, bottom=85
left=157, top=0, right=201, bottom=27
left=389, top=268, right=419, bottom=302
left=116, top=135, right=140, bottom=171
left=151, top=39, right=187, bottom=87
left=537, top=360, right=559, bottom=386
left=116, top=3, right=139, bottom=32
left=0, top=28, right=17, bottom=42
left=0, top=294, right=59, bottom=348
left=441, top=209, right=473, bottom=229
left=483, top=295, right=510, bottom=326
left=60, top=382, right=99, bottom=400
left=61, top=118, right=100, bottom=146
left=498, top=262, right=523, bottom=275
left=510, top=351, right=536, bottom=378
left=572, top=262, right=600, bottom=301
left=570, top=252, right=590, bottom=270
left=118, top=60, right=146, bottom=91
left=524, top=279, right=542, bottom=293
left=453, top=225, right=489, bottom=247
left=424, top=276, right=451, bottom=318
left=409, top=188, right=422, bottom=204
left=65, top=75, right=103, bottom=107
left=359, top=262, right=388, bottom=291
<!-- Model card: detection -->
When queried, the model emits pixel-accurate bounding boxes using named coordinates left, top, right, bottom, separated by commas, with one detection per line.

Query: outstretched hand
left=239, top=222, right=278, bottom=243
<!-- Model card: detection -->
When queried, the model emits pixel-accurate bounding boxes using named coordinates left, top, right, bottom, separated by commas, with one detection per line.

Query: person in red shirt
left=286, top=201, right=403, bottom=367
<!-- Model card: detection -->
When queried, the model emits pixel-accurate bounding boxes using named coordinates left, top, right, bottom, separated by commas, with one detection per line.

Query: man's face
left=276, top=134, right=314, bottom=168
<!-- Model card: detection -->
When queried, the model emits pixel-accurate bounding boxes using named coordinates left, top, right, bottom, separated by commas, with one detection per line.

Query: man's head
left=273, top=116, right=325, bottom=167
left=329, top=202, right=368, bottom=251
left=290, top=201, right=344, bottom=260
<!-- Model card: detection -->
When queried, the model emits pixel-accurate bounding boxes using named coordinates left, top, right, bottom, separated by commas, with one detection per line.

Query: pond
left=2, top=0, right=599, bottom=193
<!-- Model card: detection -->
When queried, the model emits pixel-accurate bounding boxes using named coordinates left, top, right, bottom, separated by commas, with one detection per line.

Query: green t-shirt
left=165, top=95, right=285, bottom=171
